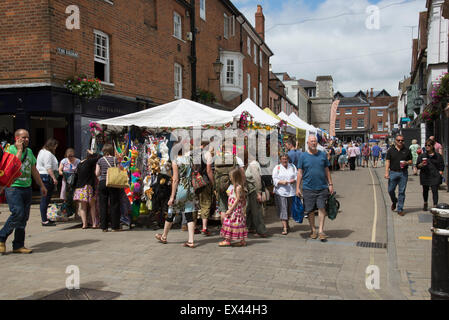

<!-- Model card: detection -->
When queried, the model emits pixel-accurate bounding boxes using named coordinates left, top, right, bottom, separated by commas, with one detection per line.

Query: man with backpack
left=213, top=144, right=245, bottom=222
left=0, top=129, right=47, bottom=254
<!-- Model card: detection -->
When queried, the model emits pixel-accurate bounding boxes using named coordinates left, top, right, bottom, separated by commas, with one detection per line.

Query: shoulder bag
left=104, top=157, right=129, bottom=188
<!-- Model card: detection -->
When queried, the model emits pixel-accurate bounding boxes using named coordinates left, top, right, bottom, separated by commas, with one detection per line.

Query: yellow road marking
left=419, top=236, right=432, bottom=241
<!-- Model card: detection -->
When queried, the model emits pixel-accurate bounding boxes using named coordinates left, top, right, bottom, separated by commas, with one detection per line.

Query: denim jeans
left=0, top=187, right=32, bottom=250
left=40, top=174, right=55, bottom=223
left=388, top=171, right=408, bottom=212
left=356, top=155, right=362, bottom=167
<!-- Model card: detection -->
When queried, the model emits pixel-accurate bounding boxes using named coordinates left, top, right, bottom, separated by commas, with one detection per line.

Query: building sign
left=373, top=134, right=388, bottom=139
left=97, top=105, right=123, bottom=114
left=56, top=48, right=79, bottom=58
left=401, top=117, right=411, bottom=123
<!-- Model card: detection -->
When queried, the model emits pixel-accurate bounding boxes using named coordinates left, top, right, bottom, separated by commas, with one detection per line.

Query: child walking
left=219, top=168, right=248, bottom=247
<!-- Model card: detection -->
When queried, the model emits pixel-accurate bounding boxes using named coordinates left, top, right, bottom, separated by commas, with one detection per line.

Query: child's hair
left=229, top=168, right=245, bottom=198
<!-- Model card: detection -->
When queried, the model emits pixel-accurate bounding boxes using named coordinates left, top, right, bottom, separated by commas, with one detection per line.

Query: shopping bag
left=104, top=157, right=129, bottom=188
left=291, top=196, right=304, bottom=223
left=47, top=203, right=69, bottom=222
left=0, top=150, right=23, bottom=187
left=192, top=170, right=209, bottom=193
left=326, top=192, right=340, bottom=220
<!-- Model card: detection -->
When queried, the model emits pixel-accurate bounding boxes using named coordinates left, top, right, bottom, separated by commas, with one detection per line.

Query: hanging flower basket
left=65, top=75, right=103, bottom=100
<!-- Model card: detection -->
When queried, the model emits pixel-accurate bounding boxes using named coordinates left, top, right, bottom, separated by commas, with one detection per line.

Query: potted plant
left=65, top=75, right=104, bottom=100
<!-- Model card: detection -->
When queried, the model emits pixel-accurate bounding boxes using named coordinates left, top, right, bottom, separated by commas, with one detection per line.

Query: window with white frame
left=345, top=109, right=352, bottom=115
left=224, top=14, right=235, bottom=39
left=345, top=119, right=352, bottom=129
left=357, top=119, right=364, bottom=128
left=259, top=81, right=262, bottom=107
left=377, top=121, right=383, bottom=131
left=200, top=0, right=206, bottom=20
left=253, top=87, right=257, bottom=103
left=357, top=108, right=364, bottom=114
left=174, top=63, right=182, bottom=99
left=247, top=74, right=251, bottom=98
left=377, top=111, right=383, bottom=117
left=247, top=37, right=251, bottom=56
left=253, top=44, right=257, bottom=64
left=226, top=59, right=235, bottom=85
left=260, top=49, right=263, bottom=67
left=335, top=119, right=340, bottom=129
left=174, top=12, right=182, bottom=40
left=94, top=30, right=110, bottom=83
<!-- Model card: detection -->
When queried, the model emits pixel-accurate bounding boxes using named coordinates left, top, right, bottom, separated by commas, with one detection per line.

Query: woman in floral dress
left=219, top=168, right=248, bottom=247
left=155, top=146, right=196, bottom=248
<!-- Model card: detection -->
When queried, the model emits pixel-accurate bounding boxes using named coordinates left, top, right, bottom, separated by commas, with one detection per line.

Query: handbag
left=47, top=203, right=69, bottom=222
left=326, top=192, right=340, bottom=220
left=0, top=148, right=24, bottom=187
left=104, top=157, right=129, bottom=188
left=291, top=196, right=305, bottom=223
left=192, top=170, right=209, bottom=193
left=260, top=177, right=270, bottom=203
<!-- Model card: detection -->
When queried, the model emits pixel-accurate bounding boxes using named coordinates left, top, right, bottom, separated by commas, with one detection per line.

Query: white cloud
left=238, top=0, right=426, bottom=95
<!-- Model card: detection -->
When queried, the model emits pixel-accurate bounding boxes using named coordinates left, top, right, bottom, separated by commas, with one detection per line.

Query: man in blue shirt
left=286, top=138, right=301, bottom=168
left=296, top=135, right=334, bottom=241
left=372, top=143, right=381, bottom=168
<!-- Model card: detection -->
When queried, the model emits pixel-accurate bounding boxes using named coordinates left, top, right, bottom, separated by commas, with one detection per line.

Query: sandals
left=319, top=233, right=328, bottom=241
left=183, top=241, right=196, bottom=248
left=219, top=240, right=231, bottom=247
left=310, top=231, right=318, bottom=239
left=282, top=228, right=288, bottom=235
left=155, top=234, right=167, bottom=244
left=233, top=241, right=247, bottom=247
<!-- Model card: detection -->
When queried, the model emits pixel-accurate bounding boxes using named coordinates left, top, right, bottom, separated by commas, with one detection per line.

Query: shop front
left=0, top=86, right=145, bottom=158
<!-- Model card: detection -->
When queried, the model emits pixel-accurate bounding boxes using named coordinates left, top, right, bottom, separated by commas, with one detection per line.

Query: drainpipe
left=190, top=0, right=197, bottom=101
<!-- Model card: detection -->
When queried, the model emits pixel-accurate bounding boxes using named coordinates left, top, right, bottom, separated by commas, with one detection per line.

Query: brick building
left=0, top=0, right=273, bottom=157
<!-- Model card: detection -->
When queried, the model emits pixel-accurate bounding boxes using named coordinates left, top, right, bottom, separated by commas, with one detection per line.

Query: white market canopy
left=288, top=113, right=318, bottom=134
left=231, top=98, right=280, bottom=127
left=97, top=99, right=235, bottom=128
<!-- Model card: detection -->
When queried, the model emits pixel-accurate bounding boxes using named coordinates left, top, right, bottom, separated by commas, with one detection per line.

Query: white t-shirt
left=36, top=149, right=59, bottom=175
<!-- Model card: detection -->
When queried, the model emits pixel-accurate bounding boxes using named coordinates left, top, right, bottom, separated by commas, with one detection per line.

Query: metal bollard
left=429, top=204, right=449, bottom=300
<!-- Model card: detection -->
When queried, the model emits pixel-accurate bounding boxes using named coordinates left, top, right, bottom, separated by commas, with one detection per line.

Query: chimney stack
left=370, top=88, right=374, bottom=98
left=255, top=5, right=265, bottom=41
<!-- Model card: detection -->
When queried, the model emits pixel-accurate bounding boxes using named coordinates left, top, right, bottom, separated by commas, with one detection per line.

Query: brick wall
left=336, top=106, right=370, bottom=131
left=0, top=0, right=51, bottom=85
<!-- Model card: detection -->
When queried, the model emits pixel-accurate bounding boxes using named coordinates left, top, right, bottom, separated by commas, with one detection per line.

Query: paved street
left=0, top=164, right=440, bottom=300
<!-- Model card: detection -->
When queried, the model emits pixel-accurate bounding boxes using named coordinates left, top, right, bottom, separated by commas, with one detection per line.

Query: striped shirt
left=97, top=156, right=117, bottom=181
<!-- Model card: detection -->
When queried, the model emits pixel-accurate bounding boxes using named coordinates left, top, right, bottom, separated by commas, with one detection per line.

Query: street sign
left=401, top=117, right=411, bottom=123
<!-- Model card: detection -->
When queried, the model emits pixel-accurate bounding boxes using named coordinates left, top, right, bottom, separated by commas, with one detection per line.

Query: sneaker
left=12, top=247, right=33, bottom=254
left=0, top=242, right=5, bottom=254
left=42, top=221, right=56, bottom=227
left=398, top=211, right=406, bottom=217
left=202, top=229, right=211, bottom=236
left=391, top=202, right=397, bottom=211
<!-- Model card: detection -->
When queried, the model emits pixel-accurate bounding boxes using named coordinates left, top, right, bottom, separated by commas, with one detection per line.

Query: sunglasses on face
left=396, top=140, right=404, bottom=142
left=426, top=144, right=432, bottom=147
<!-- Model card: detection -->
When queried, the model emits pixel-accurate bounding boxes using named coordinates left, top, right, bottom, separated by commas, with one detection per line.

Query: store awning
left=232, top=98, right=280, bottom=127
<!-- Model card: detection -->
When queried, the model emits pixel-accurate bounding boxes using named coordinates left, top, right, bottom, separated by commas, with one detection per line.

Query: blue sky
left=233, top=0, right=427, bottom=94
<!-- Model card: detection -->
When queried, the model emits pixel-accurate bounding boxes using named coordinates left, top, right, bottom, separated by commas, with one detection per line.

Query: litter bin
left=429, top=203, right=449, bottom=300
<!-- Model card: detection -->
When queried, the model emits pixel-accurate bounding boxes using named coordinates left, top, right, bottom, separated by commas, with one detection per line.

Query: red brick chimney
left=255, top=5, right=265, bottom=41
left=370, top=88, right=374, bottom=98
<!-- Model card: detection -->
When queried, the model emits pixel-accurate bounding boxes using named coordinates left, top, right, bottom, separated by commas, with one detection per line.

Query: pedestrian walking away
left=273, top=154, right=297, bottom=235
left=371, top=142, right=381, bottom=168
left=362, top=143, right=370, bottom=168
left=286, top=138, right=301, bottom=169
left=409, top=139, right=421, bottom=176
left=385, top=135, right=412, bottom=216
left=155, top=142, right=196, bottom=248
left=417, top=139, right=445, bottom=211
left=246, top=159, right=267, bottom=237
left=347, top=143, right=357, bottom=171
left=296, top=135, right=334, bottom=241
left=0, top=129, right=47, bottom=254
left=219, top=168, right=248, bottom=247
left=36, top=138, right=59, bottom=226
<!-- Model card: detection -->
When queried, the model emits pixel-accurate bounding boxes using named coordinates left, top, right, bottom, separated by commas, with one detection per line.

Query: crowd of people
left=0, top=128, right=446, bottom=254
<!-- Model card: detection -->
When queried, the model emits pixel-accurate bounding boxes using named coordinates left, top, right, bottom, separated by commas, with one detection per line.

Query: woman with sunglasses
left=416, top=139, right=445, bottom=211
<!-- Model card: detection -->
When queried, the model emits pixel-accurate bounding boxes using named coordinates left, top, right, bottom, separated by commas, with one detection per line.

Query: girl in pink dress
left=219, top=168, right=248, bottom=247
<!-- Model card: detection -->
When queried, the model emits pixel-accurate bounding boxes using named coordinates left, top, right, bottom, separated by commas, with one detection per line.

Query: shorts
left=338, top=155, right=347, bottom=164
left=363, top=156, right=370, bottom=161
left=303, top=189, right=329, bottom=213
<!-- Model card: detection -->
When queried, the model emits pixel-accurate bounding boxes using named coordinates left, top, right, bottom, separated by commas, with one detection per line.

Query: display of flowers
left=65, top=75, right=103, bottom=100
left=430, top=72, right=449, bottom=106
